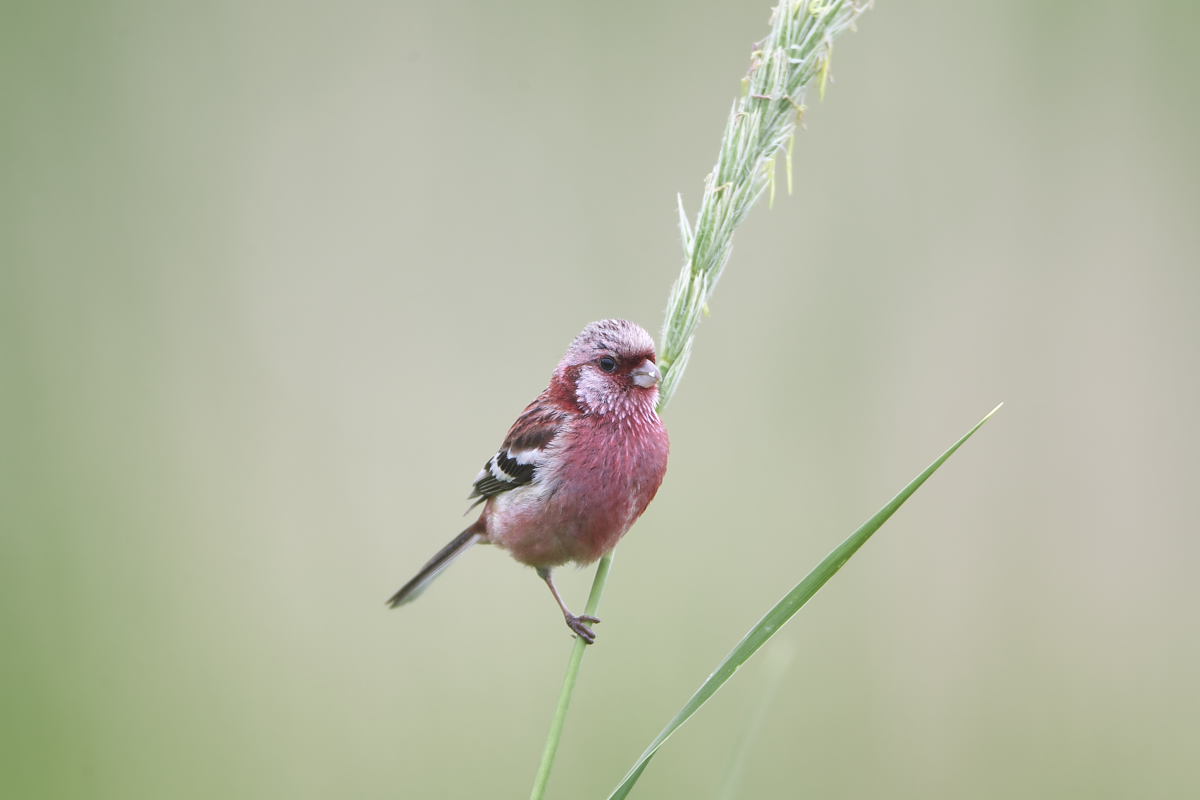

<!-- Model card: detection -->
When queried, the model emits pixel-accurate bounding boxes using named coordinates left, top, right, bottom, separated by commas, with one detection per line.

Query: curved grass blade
left=608, top=403, right=1003, bottom=799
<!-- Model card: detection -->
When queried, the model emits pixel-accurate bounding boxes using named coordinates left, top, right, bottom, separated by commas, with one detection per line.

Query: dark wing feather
left=470, top=452, right=532, bottom=499
left=468, top=402, right=567, bottom=503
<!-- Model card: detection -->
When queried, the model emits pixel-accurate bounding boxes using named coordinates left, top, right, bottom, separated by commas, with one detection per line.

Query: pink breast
left=488, top=419, right=668, bottom=568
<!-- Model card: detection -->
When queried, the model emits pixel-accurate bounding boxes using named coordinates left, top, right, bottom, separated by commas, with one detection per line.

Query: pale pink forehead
left=565, top=319, right=656, bottom=362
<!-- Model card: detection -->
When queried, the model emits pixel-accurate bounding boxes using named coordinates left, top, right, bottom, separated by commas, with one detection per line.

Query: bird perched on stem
left=387, top=319, right=670, bottom=644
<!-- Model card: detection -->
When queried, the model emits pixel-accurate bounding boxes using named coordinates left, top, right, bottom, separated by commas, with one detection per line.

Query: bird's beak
left=630, top=360, right=660, bottom=389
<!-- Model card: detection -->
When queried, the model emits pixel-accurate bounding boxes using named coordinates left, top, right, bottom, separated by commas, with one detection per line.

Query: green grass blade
left=608, top=403, right=1003, bottom=799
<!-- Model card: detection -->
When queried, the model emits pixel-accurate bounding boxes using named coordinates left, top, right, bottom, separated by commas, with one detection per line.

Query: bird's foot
left=565, top=614, right=601, bottom=645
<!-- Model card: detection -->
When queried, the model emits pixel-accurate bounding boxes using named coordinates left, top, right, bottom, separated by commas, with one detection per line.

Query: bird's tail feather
left=386, top=526, right=482, bottom=608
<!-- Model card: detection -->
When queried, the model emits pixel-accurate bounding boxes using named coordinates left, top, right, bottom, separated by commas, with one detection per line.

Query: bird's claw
left=566, top=614, right=601, bottom=644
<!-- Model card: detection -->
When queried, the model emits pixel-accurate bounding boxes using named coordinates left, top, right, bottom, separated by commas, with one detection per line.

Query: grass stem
left=528, top=553, right=614, bottom=800
left=529, top=2, right=872, bottom=796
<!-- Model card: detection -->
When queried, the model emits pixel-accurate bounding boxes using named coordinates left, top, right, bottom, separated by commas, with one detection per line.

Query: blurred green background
left=4, top=1, right=1198, bottom=797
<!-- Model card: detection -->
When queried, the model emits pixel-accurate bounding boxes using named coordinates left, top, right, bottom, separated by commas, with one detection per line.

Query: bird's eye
left=598, top=356, right=618, bottom=373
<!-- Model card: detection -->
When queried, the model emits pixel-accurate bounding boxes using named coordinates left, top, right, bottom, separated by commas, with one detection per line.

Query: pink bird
left=387, top=319, right=670, bottom=643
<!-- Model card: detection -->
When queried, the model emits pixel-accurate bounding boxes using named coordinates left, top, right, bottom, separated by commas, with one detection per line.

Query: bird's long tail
left=386, top=524, right=483, bottom=608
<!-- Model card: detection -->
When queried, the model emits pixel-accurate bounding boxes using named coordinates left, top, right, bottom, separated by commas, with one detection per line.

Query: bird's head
left=553, top=319, right=661, bottom=417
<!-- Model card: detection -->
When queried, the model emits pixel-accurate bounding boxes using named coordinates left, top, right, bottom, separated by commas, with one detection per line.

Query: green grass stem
left=528, top=553, right=614, bottom=800
left=529, top=2, right=871, bottom=797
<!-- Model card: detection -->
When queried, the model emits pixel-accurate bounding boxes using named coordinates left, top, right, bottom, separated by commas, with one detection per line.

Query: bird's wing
left=468, top=403, right=567, bottom=503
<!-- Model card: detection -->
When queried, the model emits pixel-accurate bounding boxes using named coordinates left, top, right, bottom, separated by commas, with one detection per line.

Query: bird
left=386, top=319, right=670, bottom=644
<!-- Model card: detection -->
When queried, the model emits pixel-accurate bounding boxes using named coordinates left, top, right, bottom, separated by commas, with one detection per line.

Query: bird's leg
left=537, top=567, right=601, bottom=645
